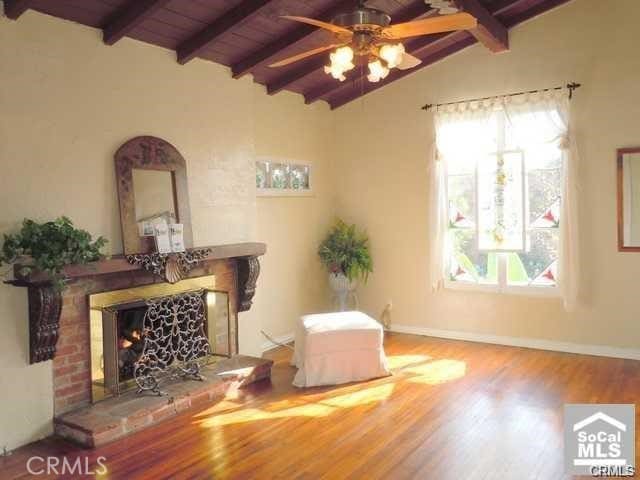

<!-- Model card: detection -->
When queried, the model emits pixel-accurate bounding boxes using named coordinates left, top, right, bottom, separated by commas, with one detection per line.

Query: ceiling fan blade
left=268, top=44, right=344, bottom=68
left=382, top=12, right=477, bottom=39
left=280, top=15, right=352, bottom=35
left=397, top=52, right=422, bottom=70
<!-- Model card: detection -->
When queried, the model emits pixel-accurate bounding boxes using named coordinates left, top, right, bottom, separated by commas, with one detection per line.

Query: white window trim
left=444, top=110, right=561, bottom=297
left=256, top=188, right=315, bottom=197
left=444, top=279, right=560, bottom=298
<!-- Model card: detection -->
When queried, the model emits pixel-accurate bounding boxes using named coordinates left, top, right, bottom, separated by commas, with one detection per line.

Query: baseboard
left=261, top=332, right=294, bottom=353
left=389, top=324, right=640, bottom=361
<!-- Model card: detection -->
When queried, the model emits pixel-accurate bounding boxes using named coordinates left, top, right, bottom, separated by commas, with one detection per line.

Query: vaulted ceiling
left=4, top=0, right=572, bottom=109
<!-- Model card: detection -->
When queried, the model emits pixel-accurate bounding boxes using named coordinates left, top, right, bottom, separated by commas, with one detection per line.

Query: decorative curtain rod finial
left=567, top=82, right=581, bottom=99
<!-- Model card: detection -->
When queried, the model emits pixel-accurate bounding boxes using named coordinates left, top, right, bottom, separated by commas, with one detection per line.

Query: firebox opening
left=89, top=276, right=232, bottom=403
left=118, top=306, right=145, bottom=382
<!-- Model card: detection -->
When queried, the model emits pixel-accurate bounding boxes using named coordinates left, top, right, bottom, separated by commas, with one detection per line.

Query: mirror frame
left=617, top=147, right=640, bottom=252
left=115, top=136, right=193, bottom=255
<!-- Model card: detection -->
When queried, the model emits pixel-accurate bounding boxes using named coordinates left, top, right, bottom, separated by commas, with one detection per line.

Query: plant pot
left=328, top=273, right=357, bottom=311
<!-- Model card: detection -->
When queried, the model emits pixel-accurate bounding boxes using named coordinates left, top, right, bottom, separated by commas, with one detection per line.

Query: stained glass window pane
left=507, top=230, right=559, bottom=286
left=448, top=174, right=475, bottom=227
left=449, top=229, right=498, bottom=284
left=289, top=164, right=310, bottom=190
left=530, top=199, right=561, bottom=228
left=478, top=153, right=524, bottom=251
left=269, top=163, right=289, bottom=189
left=530, top=260, right=558, bottom=286
left=256, top=161, right=268, bottom=189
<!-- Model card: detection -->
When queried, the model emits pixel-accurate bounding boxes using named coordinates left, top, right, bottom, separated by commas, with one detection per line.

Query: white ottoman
left=291, top=311, right=391, bottom=387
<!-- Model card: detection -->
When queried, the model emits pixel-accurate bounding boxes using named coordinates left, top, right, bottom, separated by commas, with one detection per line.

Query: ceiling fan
left=269, top=0, right=477, bottom=83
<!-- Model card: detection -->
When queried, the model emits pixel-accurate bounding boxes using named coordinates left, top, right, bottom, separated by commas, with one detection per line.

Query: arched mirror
left=115, top=136, right=193, bottom=255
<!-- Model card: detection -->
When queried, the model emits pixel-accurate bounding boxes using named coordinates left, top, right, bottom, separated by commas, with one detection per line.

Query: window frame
left=256, top=158, right=314, bottom=197
left=443, top=110, right=561, bottom=297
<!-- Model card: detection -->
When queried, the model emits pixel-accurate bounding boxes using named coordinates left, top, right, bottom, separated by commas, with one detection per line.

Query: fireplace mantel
left=6, top=242, right=266, bottom=364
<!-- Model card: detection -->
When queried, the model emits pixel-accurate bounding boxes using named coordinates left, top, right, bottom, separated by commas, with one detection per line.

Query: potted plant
left=0, top=217, right=108, bottom=290
left=318, top=219, right=373, bottom=310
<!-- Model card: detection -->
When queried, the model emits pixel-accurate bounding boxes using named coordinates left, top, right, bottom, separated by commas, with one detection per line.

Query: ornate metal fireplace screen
left=134, top=290, right=210, bottom=395
left=89, top=283, right=233, bottom=401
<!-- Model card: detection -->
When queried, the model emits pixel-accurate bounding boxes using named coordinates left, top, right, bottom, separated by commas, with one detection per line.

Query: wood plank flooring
left=1, top=333, right=639, bottom=479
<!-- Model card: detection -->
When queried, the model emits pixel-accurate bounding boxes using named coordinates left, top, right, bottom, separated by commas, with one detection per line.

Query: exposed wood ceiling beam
left=329, top=33, right=477, bottom=109
left=267, top=57, right=326, bottom=96
left=488, top=0, right=533, bottom=15
left=231, top=0, right=355, bottom=79
left=452, top=0, right=508, bottom=52
left=103, top=0, right=171, bottom=46
left=501, top=0, right=574, bottom=28
left=3, top=0, right=33, bottom=20
left=177, top=0, right=273, bottom=65
left=265, top=1, right=432, bottom=98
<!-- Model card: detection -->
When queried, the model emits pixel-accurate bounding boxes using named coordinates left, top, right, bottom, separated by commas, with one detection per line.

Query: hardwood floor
left=2, top=333, right=639, bottom=479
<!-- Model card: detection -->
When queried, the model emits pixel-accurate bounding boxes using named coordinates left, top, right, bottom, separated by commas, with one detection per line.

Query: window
left=256, top=159, right=312, bottom=196
left=445, top=111, right=561, bottom=293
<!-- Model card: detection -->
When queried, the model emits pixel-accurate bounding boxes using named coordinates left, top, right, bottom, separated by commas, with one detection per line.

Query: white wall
left=0, top=9, right=332, bottom=450
left=331, top=0, right=640, bottom=350
left=243, top=91, right=335, bottom=351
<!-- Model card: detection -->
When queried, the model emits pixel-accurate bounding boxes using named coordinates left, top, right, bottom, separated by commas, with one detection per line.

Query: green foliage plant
left=0, top=217, right=108, bottom=290
left=318, top=219, right=373, bottom=283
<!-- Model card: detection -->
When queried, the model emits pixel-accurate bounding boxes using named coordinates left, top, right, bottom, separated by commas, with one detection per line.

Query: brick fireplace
left=9, top=243, right=271, bottom=447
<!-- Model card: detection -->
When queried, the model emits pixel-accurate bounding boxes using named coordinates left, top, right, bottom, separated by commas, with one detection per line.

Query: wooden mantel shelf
left=6, top=242, right=266, bottom=364
left=11, top=242, right=266, bottom=284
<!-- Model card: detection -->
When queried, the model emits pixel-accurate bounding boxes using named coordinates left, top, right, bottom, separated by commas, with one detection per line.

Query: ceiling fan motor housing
left=332, top=7, right=391, bottom=31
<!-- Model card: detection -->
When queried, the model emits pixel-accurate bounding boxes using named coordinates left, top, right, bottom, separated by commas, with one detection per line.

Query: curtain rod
left=421, top=82, right=582, bottom=111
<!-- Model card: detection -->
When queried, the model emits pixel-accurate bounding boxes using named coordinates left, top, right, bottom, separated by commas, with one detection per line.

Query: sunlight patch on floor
left=193, top=398, right=245, bottom=418
left=405, top=359, right=467, bottom=385
left=386, top=354, right=432, bottom=370
left=194, top=403, right=334, bottom=427
left=193, top=383, right=395, bottom=428
left=319, top=383, right=394, bottom=408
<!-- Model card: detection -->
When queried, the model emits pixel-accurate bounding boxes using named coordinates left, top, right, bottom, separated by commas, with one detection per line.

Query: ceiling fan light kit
left=324, top=46, right=355, bottom=81
left=379, top=43, right=405, bottom=69
left=269, top=3, right=477, bottom=85
left=367, top=59, right=389, bottom=83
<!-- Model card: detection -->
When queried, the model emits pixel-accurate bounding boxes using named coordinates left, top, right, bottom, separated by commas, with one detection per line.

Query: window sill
left=443, top=280, right=560, bottom=298
left=256, top=188, right=314, bottom=197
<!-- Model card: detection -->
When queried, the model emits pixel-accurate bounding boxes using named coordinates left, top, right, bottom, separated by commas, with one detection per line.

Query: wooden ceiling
left=4, top=0, right=573, bottom=109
